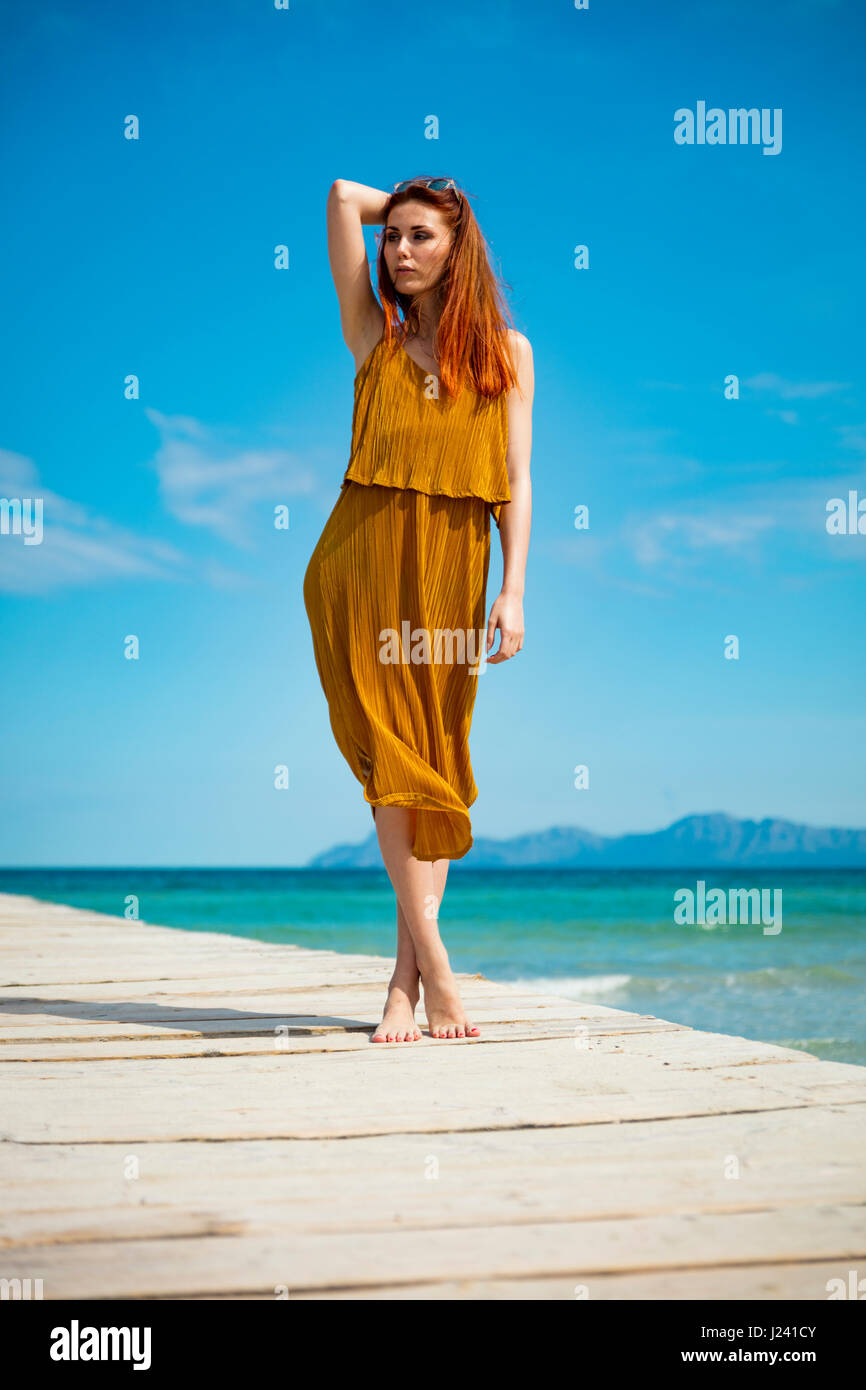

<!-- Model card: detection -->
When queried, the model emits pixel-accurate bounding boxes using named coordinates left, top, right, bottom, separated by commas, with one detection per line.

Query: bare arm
left=486, top=332, right=534, bottom=664
left=326, top=180, right=389, bottom=369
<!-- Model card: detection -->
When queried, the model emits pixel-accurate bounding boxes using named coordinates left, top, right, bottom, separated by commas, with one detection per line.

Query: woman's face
left=383, top=199, right=453, bottom=297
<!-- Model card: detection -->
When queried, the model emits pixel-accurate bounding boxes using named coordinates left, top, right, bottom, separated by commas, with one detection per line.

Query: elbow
left=328, top=179, right=349, bottom=203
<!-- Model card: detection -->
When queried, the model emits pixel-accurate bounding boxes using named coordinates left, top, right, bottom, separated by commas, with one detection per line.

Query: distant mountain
left=308, top=813, right=866, bottom=869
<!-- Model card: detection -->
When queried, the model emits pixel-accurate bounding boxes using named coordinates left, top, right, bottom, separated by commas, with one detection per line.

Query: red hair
left=376, top=178, right=520, bottom=400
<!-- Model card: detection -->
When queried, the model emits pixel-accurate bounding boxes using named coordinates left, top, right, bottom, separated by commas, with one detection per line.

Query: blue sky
left=1, top=0, right=864, bottom=867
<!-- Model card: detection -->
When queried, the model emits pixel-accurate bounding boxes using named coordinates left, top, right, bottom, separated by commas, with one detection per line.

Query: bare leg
left=371, top=898, right=422, bottom=1042
left=372, top=806, right=479, bottom=1041
left=371, top=807, right=425, bottom=1043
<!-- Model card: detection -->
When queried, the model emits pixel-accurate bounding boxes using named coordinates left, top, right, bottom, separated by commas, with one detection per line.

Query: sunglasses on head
left=393, top=176, right=460, bottom=195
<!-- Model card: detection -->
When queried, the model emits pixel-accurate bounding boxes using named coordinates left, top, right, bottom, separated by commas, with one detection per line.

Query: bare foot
left=420, top=954, right=480, bottom=1039
left=371, top=982, right=422, bottom=1043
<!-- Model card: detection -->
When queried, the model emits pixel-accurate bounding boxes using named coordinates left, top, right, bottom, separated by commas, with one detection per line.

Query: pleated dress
left=303, top=333, right=511, bottom=862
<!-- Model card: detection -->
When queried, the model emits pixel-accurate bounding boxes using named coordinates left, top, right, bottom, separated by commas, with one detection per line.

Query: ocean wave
left=507, top=973, right=633, bottom=998
left=502, top=963, right=861, bottom=1002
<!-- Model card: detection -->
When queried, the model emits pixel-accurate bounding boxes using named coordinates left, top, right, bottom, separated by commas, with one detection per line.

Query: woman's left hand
left=486, top=591, right=524, bottom=664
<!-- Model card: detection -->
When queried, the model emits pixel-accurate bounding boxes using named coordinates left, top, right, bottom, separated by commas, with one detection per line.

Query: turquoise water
left=2, top=868, right=863, bottom=1066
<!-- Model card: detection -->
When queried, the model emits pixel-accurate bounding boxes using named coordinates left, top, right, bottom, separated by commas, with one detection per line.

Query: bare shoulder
left=506, top=328, right=532, bottom=354
left=504, top=329, right=534, bottom=396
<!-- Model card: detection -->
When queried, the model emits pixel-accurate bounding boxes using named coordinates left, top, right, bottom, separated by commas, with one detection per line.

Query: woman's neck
left=411, top=291, right=441, bottom=344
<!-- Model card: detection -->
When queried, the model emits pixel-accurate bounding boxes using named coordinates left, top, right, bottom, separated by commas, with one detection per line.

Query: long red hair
left=376, top=178, right=520, bottom=400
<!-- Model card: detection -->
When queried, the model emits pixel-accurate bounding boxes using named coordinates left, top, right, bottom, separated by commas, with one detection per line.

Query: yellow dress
left=303, top=333, right=511, bottom=862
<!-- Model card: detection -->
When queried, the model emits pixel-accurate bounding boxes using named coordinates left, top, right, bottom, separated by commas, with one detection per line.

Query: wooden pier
left=1, top=890, right=864, bottom=1299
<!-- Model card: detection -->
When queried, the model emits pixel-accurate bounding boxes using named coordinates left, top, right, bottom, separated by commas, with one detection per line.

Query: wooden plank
left=2, top=1205, right=864, bottom=1299
left=2, top=1045, right=864, bottom=1144
left=0, top=1001, right=637, bottom=1037
left=2, top=1107, right=863, bottom=1247
left=283, top=1262, right=863, bottom=1301
left=0, top=1013, right=681, bottom=1048
left=0, top=1020, right=623, bottom=1061
left=3, top=1105, right=860, bottom=1201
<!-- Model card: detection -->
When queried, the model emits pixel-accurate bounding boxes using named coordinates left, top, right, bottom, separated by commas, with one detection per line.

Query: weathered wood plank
left=0, top=1021, right=618, bottom=1061
left=3, top=1044, right=864, bottom=1144
left=283, top=1262, right=860, bottom=1301
left=3, top=1104, right=860, bottom=1198
left=0, top=1014, right=682, bottom=1049
left=2, top=1205, right=864, bottom=1299
left=2, top=1106, right=863, bottom=1247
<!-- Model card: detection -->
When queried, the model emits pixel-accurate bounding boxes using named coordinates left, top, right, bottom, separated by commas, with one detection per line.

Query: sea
left=2, top=867, right=863, bottom=1067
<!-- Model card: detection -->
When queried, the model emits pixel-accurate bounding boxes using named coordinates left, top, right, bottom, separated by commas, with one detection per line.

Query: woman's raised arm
left=326, top=180, right=389, bottom=364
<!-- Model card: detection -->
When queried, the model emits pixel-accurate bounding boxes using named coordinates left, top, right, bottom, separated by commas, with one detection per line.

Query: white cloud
left=0, top=449, right=192, bottom=595
left=145, top=410, right=316, bottom=549
left=629, top=511, right=776, bottom=567
left=745, top=372, right=848, bottom=400
left=547, top=473, right=861, bottom=597
left=1, top=406, right=319, bottom=593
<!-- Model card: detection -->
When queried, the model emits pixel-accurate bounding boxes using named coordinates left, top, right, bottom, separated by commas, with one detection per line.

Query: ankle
left=417, top=944, right=451, bottom=979
left=388, top=972, right=420, bottom=999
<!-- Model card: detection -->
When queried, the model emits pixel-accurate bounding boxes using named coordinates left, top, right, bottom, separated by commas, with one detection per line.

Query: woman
left=304, top=175, right=533, bottom=1044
